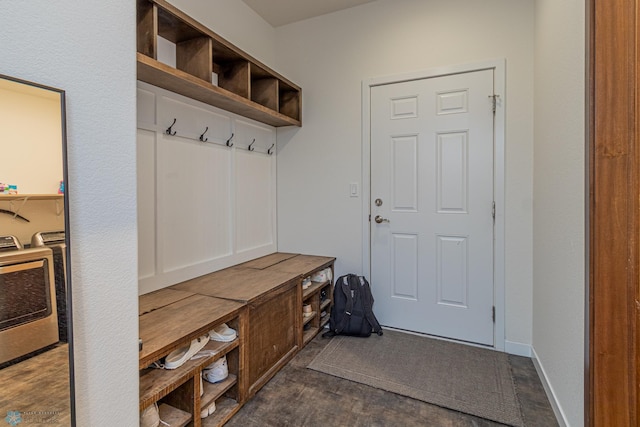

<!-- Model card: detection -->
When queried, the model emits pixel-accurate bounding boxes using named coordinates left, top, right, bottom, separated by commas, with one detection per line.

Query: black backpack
left=323, top=274, right=383, bottom=337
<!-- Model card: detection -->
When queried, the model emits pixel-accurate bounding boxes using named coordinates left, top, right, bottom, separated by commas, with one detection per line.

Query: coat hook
left=267, top=143, right=275, bottom=155
left=166, top=118, right=177, bottom=136
left=248, top=138, right=256, bottom=151
left=199, top=127, right=209, bottom=142
left=226, top=133, right=234, bottom=147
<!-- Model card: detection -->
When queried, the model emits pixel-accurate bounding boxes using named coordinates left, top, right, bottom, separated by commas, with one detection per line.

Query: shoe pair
left=163, top=323, right=236, bottom=369
left=301, top=277, right=311, bottom=290
left=209, top=323, right=237, bottom=342
left=200, top=400, right=216, bottom=419
left=203, top=355, right=228, bottom=384
left=164, top=332, right=211, bottom=370
left=140, top=402, right=169, bottom=427
left=303, top=304, right=313, bottom=318
left=311, top=268, right=333, bottom=283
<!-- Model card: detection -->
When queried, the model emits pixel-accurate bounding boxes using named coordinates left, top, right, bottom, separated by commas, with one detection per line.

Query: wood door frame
left=587, top=0, right=639, bottom=425
left=361, top=60, right=506, bottom=351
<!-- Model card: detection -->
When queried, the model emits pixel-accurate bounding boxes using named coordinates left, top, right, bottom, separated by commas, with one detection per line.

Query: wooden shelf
left=137, top=54, right=299, bottom=127
left=158, top=403, right=192, bottom=427
left=320, top=298, right=331, bottom=311
left=0, top=194, right=63, bottom=201
left=303, top=280, right=329, bottom=300
left=320, top=315, right=330, bottom=329
left=303, top=311, right=316, bottom=325
left=201, top=397, right=241, bottom=427
left=136, top=0, right=301, bottom=127
left=201, top=374, right=237, bottom=408
left=140, top=339, right=239, bottom=409
left=303, top=327, right=319, bottom=345
left=138, top=294, right=243, bottom=369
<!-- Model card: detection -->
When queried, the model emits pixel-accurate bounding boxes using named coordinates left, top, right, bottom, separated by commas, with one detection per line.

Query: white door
left=370, top=69, right=495, bottom=346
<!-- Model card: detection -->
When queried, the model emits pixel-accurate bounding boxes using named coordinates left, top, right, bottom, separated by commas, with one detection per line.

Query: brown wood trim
left=586, top=0, right=594, bottom=423
left=137, top=53, right=301, bottom=127
left=629, top=1, right=640, bottom=418
left=636, top=3, right=640, bottom=420
left=588, top=0, right=639, bottom=425
left=136, top=0, right=157, bottom=58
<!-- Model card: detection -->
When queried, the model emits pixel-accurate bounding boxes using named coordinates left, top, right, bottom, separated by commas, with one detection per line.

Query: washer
left=0, top=236, right=58, bottom=365
left=31, top=231, right=68, bottom=343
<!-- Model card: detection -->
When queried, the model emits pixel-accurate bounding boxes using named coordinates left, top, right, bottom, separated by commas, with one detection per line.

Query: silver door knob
left=374, top=215, right=390, bottom=224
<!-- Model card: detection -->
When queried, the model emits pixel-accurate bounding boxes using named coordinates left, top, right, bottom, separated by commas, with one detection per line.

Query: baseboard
left=531, top=347, right=570, bottom=427
left=504, top=340, right=532, bottom=357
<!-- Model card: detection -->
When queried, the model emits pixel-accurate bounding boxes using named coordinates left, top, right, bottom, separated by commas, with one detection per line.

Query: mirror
left=0, top=74, right=73, bottom=425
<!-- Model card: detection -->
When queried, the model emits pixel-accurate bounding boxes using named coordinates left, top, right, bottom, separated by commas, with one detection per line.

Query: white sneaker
left=203, top=355, right=228, bottom=384
left=200, top=400, right=216, bottom=419
left=209, top=323, right=237, bottom=342
left=303, top=304, right=313, bottom=318
left=325, top=267, right=333, bottom=281
left=302, top=277, right=311, bottom=290
left=311, top=270, right=328, bottom=282
left=140, top=402, right=160, bottom=427
left=164, top=332, right=210, bottom=369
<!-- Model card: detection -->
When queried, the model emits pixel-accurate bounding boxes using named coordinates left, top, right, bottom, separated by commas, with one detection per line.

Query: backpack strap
left=334, top=275, right=356, bottom=334
left=359, top=276, right=383, bottom=336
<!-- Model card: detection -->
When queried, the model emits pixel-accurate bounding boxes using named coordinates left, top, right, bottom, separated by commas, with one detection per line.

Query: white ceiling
left=241, top=0, right=377, bottom=27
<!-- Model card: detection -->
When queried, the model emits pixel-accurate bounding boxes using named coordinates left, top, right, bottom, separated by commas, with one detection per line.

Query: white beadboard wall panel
left=236, top=150, right=275, bottom=252
left=137, top=82, right=277, bottom=294
left=157, top=135, right=233, bottom=273
left=136, top=129, right=157, bottom=280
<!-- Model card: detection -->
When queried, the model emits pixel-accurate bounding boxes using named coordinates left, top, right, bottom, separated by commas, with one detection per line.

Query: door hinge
left=368, top=214, right=371, bottom=222
left=492, top=201, right=496, bottom=223
left=492, top=306, right=495, bottom=323
left=488, top=94, right=500, bottom=114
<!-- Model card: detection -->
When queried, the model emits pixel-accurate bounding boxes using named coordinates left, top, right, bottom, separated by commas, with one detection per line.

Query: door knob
left=374, top=215, right=390, bottom=224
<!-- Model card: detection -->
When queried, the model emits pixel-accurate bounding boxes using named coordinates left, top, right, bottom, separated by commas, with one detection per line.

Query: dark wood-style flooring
left=226, top=333, right=559, bottom=427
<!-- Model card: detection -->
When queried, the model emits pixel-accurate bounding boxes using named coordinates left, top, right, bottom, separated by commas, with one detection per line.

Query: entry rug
left=308, top=329, right=524, bottom=426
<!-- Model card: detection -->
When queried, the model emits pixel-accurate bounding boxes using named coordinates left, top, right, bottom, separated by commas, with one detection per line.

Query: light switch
left=350, top=182, right=359, bottom=197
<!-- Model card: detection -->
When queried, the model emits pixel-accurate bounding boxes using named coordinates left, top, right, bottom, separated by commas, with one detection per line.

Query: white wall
left=275, top=0, right=535, bottom=349
left=0, top=1, right=139, bottom=425
left=533, top=0, right=585, bottom=425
